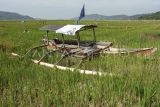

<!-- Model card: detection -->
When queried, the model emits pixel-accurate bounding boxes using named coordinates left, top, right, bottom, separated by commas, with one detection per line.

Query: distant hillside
left=82, top=14, right=131, bottom=20
left=0, top=11, right=34, bottom=20
left=138, top=11, right=160, bottom=20
left=73, top=14, right=145, bottom=20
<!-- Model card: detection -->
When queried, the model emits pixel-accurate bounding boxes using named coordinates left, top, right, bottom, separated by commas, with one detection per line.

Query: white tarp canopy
left=56, top=25, right=86, bottom=36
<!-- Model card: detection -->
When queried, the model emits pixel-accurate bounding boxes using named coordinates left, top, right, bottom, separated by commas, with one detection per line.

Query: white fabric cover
left=56, top=25, right=85, bottom=36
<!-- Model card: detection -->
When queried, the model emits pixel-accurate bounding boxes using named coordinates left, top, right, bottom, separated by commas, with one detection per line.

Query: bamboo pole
left=11, top=53, right=114, bottom=76
left=32, top=60, right=101, bottom=75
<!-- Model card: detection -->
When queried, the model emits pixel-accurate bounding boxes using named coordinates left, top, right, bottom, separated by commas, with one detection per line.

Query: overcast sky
left=1, top=0, right=160, bottom=19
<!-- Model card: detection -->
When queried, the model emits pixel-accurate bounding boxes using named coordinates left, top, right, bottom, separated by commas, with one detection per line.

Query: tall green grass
left=0, top=20, right=160, bottom=106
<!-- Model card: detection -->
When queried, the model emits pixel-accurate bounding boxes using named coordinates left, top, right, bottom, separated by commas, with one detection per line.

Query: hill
left=73, top=14, right=145, bottom=20
left=73, top=11, right=160, bottom=20
left=1, top=10, right=160, bottom=20
left=138, top=11, right=160, bottom=20
left=0, top=11, right=34, bottom=20
left=82, top=14, right=130, bottom=20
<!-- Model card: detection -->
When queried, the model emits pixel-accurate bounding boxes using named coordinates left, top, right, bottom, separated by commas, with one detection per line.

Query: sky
left=1, top=0, right=160, bottom=19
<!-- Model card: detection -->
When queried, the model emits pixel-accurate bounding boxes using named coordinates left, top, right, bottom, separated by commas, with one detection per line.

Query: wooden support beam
left=46, top=31, right=49, bottom=45
left=93, top=28, right=96, bottom=43
left=62, top=34, right=64, bottom=44
left=76, top=32, right=80, bottom=48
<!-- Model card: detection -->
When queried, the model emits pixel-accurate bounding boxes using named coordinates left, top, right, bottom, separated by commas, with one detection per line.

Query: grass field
left=0, top=20, right=160, bottom=106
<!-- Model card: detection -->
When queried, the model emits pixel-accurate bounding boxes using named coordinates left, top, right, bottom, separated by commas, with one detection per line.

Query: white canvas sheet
left=56, top=25, right=85, bottom=36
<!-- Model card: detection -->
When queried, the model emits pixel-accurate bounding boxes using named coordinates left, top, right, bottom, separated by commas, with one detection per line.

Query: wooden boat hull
left=103, top=47, right=157, bottom=56
left=44, top=39, right=157, bottom=56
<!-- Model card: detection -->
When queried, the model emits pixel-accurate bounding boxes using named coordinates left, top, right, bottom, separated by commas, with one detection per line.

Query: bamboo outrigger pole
left=11, top=53, right=114, bottom=77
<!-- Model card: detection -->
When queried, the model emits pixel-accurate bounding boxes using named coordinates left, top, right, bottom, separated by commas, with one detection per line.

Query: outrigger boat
left=12, top=24, right=157, bottom=74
